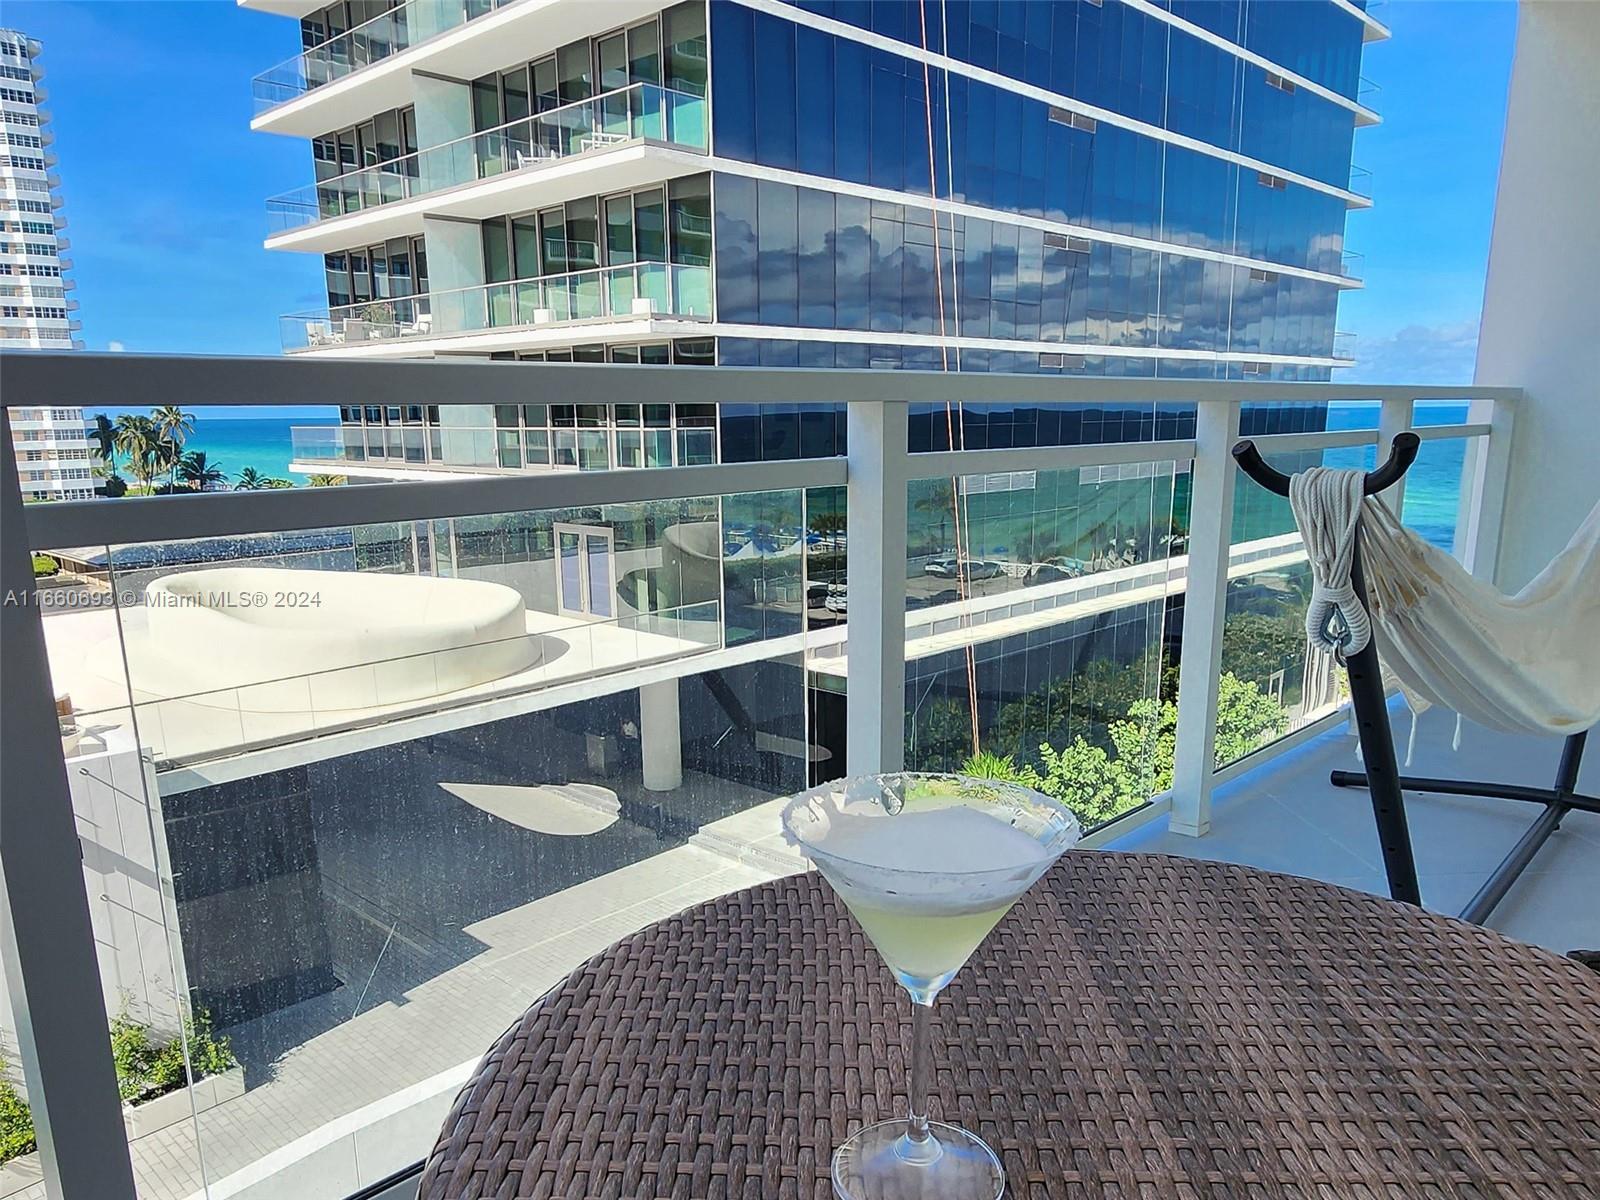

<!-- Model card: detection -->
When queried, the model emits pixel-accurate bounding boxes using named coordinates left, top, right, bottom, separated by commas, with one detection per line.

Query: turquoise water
left=169, top=417, right=335, bottom=485
left=1326, top=401, right=1469, bottom=550
left=139, top=408, right=1470, bottom=547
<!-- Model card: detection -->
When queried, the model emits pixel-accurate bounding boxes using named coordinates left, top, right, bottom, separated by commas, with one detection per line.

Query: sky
left=5, top=0, right=1517, bottom=409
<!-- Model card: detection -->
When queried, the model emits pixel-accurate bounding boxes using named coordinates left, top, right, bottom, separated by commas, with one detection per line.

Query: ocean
left=171, top=405, right=1469, bottom=548
left=178, top=416, right=337, bottom=485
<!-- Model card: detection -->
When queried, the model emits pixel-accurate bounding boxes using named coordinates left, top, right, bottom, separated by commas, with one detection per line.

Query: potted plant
left=111, top=1008, right=244, bottom=1139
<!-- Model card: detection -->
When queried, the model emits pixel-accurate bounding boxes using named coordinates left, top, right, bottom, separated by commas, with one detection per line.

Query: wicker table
left=420, top=852, right=1600, bottom=1199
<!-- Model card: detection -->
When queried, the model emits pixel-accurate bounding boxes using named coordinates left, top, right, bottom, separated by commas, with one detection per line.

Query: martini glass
left=782, top=772, right=1080, bottom=1200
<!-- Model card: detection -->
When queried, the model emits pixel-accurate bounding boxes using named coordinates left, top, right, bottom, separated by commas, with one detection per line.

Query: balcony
left=252, top=0, right=515, bottom=114
left=250, top=0, right=664, bottom=138
left=265, top=83, right=708, bottom=253
left=0, top=353, right=1590, bottom=1200
left=280, top=261, right=712, bottom=354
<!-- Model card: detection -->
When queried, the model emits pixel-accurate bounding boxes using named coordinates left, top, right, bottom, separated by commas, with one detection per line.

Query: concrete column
left=421, top=215, right=487, bottom=334
left=640, top=679, right=683, bottom=792
left=1474, top=1, right=1600, bottom=589
left=413, top=72, right=474, bottom=152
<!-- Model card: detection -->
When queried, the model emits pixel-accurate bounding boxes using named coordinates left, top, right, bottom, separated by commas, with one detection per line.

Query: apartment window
left=1264, top=72, right=1297, bottom=94
left=628, top=20, right=661, bottom=85
left=1249, top=268, right=1281, bottom=283
left=669, top=174, right=711, bottom=268
left=1043, top=232, right=1093, bottom=254
left=1241, top=361, right=1267, bottom=375
left=663, top=1, right=707, bottom=97
left=1256, top=172, right=1288, bottom=191
left=524, top=429, right=549, bottom=466
left=551, top=429, right=578, bottom=467
left=496, top=428, right=521, bottom=468
left=556, top=40, right=591, bottom=104
left=1048, top=107, right=1098, bottom=134
left=673, top=337, right=714, bottom=366
left=1039, top=353, right=1087, bottom=371
left=0, top=87, right=33, bottom=102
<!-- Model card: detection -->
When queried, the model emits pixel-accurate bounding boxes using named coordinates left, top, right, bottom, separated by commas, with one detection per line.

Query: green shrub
left=0, top=1065, right=35, bottom=1165
left=31, top=553, right=57, bottom=578
left=110, top=1009, right=236, bottom=1104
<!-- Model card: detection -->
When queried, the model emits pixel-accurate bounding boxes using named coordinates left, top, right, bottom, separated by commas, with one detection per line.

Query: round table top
left=419, top=852, right=1600, bottom=1199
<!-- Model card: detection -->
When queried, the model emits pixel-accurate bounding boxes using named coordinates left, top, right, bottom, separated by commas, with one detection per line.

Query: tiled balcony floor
left=1113, top=704, right=1599, bottom=955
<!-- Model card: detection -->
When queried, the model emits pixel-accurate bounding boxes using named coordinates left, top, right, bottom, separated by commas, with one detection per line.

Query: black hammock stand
left=1232, top=431, right=1596, bottom=924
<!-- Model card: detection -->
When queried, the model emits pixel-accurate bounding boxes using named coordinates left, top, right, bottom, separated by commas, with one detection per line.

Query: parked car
left=923, top=557, right=1005, bottom=581
left=824, top=583, right=848, bottom=613
left=1039, top=556, right=1089, bottom=577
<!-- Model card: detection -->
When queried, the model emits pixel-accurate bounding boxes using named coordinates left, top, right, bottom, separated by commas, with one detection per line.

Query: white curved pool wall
left=143, top=568, right=541, bottom=711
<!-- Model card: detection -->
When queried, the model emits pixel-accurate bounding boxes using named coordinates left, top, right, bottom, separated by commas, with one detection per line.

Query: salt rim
left=779, top=772, right=1080, bottom=875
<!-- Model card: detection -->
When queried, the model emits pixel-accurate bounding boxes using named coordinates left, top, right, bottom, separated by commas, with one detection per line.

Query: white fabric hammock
left=1289, top=467, right=1600, bottom=740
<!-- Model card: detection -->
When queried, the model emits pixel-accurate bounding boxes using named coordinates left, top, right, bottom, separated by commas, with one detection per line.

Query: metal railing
left=252, top=0, right=514, bottom=113
left=281, top=262, right=712, bottom=351
left=266, top=83, right=709, bottom=234
left=0, top=353, right=1520, bottom=1200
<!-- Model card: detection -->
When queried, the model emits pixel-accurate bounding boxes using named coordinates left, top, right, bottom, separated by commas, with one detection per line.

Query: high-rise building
left=253, top=0, right=1385, bottom=479
left=1, top=27, right=92, bottom=501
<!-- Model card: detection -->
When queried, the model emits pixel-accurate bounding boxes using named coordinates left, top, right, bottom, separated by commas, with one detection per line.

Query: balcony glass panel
left=1215, top=437, right=1378, bottom=772
left=893, top=455, right=1182, bottom=833
left=284, top=261, right=713, bottom=352
left=253, top=0, right=515, bottom=113
left=267, top=84, right=710, bottom=236
left=1401, top=433, right=1472, bottom=555
left=35, top=481, right=814, bottom=1196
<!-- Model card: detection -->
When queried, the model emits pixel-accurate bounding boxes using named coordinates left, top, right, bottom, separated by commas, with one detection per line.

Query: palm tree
left=151, top=405, right=196, bottom=492
left=91, top=461, right=127, bottom=498
left=178, top=451, right=227, bottom=492
left=89, top=413, right=115, bottom=463
left=111, top=415, right=163, bottom=493
left=307, top=474, right=347, bottom=487
left=234, top=466, right=269, bottom=491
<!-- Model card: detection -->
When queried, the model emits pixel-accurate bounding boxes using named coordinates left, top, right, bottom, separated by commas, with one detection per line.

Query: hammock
left=1289, top=466, right=1600, bottom=740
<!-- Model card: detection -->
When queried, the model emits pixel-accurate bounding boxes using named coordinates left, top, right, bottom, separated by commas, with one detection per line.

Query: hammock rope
left=1288, top=466, right=1373, bottom=658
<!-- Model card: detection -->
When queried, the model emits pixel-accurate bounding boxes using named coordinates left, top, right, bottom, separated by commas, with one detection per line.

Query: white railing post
left=1377, top=395, right=1417, bottom=514
left=845, top=400, right=909, bottom=776
left=1170, top=398, right=1242, bottom=836
left=0, top=412, right=138, bottom=1199
left=1460, top=396, right=1516, bottom=583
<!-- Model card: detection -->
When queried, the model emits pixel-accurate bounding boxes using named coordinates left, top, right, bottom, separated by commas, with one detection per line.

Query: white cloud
left=106, top=340, right=126, bottom=353
left=1339, top=321, right=1480, bottom=385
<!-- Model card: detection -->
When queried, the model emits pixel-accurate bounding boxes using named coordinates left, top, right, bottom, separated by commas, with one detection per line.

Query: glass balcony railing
left=252, top=0, right=514, bottom=113
left=1333, top=330, right=1356, bottom=361
left=1348, top=164, right=1373, bottom=198
left=1340, top=249, right=1365, bottom=279
left=281, top=262, right=712, bottom=351
left=267, top=83, right=708, bottom=234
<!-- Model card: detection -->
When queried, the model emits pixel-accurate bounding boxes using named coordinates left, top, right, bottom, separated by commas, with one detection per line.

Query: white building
left=1, top=27, right=91, bottom=502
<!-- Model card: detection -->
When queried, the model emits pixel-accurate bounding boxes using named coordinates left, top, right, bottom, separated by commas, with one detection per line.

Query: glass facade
left=708, top=0, right=1362, bottom=376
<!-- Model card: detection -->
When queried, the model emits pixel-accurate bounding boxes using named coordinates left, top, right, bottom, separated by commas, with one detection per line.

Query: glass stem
left=906, top=999, right=934, bottom=1146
